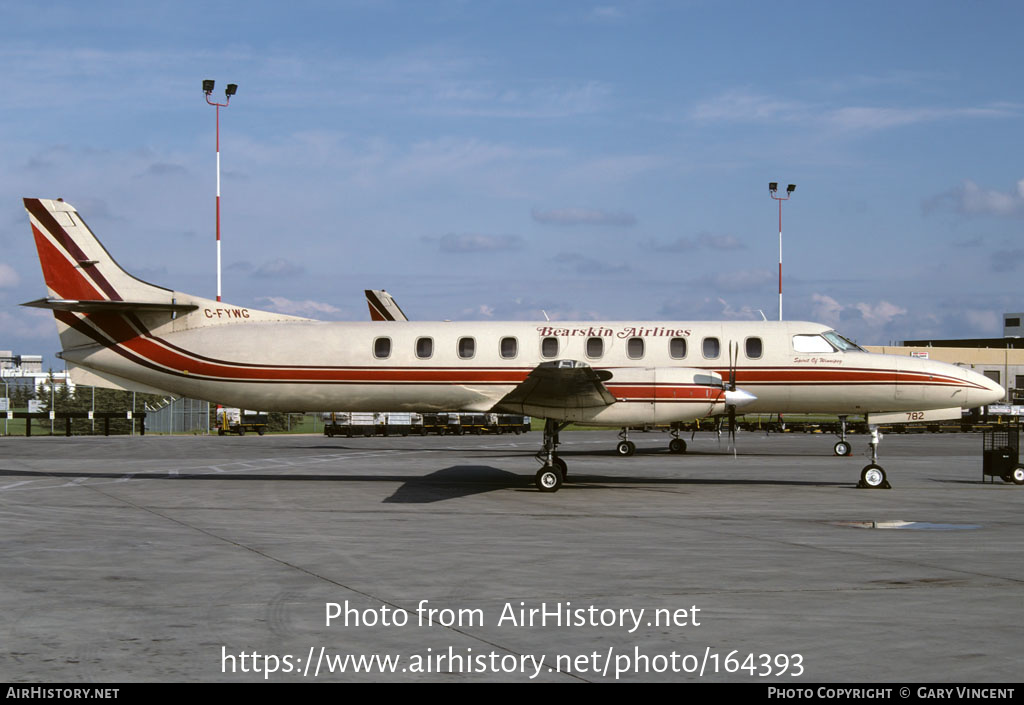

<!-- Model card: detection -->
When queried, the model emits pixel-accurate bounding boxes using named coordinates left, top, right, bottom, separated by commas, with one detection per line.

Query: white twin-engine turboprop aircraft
left=25, top=198, right=1003, bottom=492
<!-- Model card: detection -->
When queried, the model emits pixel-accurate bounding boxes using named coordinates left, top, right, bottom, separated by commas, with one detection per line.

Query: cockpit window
left=792, top=334, right=835, bottom=353
left=822, top=330, right=865, bottom=352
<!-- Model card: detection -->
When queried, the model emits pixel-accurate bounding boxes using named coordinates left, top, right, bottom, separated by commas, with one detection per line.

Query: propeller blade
left=729, top=404, right=737, bottom=457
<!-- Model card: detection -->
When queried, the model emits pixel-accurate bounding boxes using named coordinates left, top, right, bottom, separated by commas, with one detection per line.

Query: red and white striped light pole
left=769, top=182, right=795, bottom=321
left=203, top=79, right=238, bottom=302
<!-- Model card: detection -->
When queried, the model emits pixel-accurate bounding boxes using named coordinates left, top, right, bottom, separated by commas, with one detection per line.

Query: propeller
left=726, top=341, right=738, bottom=455
left=721, top=341, right=758, bottom=456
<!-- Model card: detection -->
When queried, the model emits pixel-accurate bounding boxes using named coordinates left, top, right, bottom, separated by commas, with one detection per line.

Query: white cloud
left=0, top=263, right=20, bottom=288
left=810, top=293, right=843, bottom=326
left=532, top=207, right=636, bottom=227
left=255, top=297, right=341, bottom=318
left=691, top=90, right=804, bottom=123
left=926, top=179, right=1024, bottom=218
left=434, top=233, right=524, bottom=253
left=695, top=268, right=774, bottom=293
left=853, top=300, right=907, bottom=328
left=254, top=259, right=305, bottom=278
left=553, top=252, right=630, bottom=275
left=0, top=309, right=54, bottom=340
left=692, top=89, right=1012, bottom=134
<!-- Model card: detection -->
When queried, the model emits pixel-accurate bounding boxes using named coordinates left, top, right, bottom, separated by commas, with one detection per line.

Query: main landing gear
left=858, top=424, right=891, bottom=489
left=616, top=427, right=636, bottom=457
left=615, top=424, right=688, bottom=456
left=669, top=424, right=687, bottom=454
left=833, top=415, right=852, bottom=456
left=535, top=419, right=570, bottom=492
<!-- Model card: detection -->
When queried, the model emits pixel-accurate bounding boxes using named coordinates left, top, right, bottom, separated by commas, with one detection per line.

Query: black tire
left=616, top=440, right=635, bottom=457
left=535, top=466, right=563, bottom=492
left=834, top=441, right=851, bottom=456
left=1013, top=466, right=1024, bottom=486
left=237, top=427, right=245, bottom=436
left=860, top=464, right=887, bottom=489
left=257, top=427, right=265, bottom=436
left=552, top=456, right=568, bottom=480
left=669, top=438, right=687, bottom=454
left=218, top=428, right=225, bottom=436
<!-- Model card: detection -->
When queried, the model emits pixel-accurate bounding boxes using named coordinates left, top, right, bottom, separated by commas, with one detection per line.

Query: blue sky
left=2, top=1, right=1023, bottom=367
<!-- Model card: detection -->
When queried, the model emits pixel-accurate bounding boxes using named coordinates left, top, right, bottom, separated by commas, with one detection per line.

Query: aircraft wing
left=491, top=360, right=616, bottom=415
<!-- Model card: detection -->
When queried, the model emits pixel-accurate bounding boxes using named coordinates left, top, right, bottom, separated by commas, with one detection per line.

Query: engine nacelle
left=567, top=366, right=730, bottom=426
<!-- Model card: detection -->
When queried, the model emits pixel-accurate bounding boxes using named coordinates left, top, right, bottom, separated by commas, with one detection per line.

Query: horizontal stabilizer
left=492, top=360, right=616, bottom=415
left=21, top=297, right=198, bottom=314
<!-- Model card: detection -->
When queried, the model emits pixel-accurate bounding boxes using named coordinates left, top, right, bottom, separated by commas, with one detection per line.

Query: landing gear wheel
left=616, top=440, right=636, bottom=457
left=669, top=438, right=687, bottom=454
left=859, top=464, right=889, bottom=489
left=834, top=440, right=851, bottom=456
left=1012, top=466, right=1024, bottom=485
left=552, top=456, right=568, bottom=480
left=535, top=466, right=563, bottom=492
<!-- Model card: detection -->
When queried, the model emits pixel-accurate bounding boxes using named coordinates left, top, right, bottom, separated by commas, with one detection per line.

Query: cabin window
left=703, top=337, right=720, bottom=359
left=500, top=337, right=518, bottom=359
left=374, top=337, right=391, bottom=359
left=669, top=337, right=687, bottom=359
left=586, top=337, right=604, bottom=359
left=792, top=334, right=834, bottom=353
left=627, top=337, right=645, bottom=359
left=541, top=337, right=559, bottom=358
left=458, top=337, right=475, bottom=359
left=745, top=337, right=763, bottom=359
left=416, top=337, right=434, bottom=359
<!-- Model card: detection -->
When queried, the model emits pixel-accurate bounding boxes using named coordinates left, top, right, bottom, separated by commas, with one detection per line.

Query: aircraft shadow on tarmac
left=0, top=466, right=849, bottom=504
left=287, top=443, right=847, bottom=459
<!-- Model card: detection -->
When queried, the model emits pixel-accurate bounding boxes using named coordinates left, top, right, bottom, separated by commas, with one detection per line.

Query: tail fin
left=24, top=198, right=198, bottom=359
left=365, top=289, right=409, bottom=321
left=24, top=197, right=178, bottom=305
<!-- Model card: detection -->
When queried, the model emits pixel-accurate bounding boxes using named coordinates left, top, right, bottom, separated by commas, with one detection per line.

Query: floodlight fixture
left=203, top=79, right=215, bottom=94
left=786, top=183, right=796, bottom=194
left=769, top=182, right=778, bottom=192
left=225, top=83, right=238, bottom=97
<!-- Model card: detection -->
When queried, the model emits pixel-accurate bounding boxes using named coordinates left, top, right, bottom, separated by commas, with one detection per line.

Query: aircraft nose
left=725, top=388, right=757, bottom=408
left=967, top=369, right=1005, bottom=408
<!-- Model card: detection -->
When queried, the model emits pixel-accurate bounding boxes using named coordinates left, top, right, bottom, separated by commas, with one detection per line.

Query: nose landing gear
left=834, top=415, right=852, bottom=456
left=858, top=424, right=891, bottom=489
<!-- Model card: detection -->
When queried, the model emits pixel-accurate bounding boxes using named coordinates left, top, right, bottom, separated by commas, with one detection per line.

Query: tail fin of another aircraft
left=365, top=289, right=409, bottom=321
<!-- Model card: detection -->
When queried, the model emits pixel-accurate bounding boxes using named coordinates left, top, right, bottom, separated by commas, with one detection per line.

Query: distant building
left=0, top=350, right=73, bottom=395
left=1004, top=313, right=1024, bottom=338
